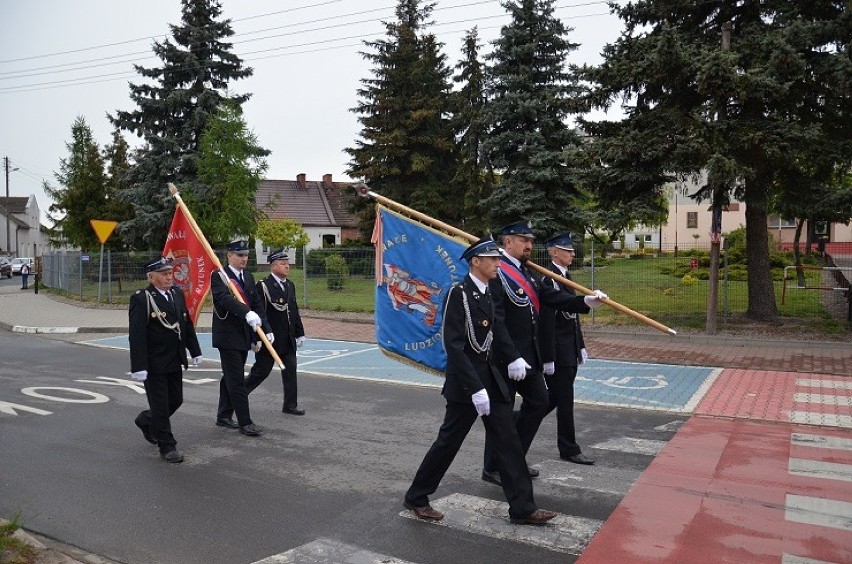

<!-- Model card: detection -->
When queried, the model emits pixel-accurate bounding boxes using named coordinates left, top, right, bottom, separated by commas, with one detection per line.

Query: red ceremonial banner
left=162, top=206, right=217, bottom=325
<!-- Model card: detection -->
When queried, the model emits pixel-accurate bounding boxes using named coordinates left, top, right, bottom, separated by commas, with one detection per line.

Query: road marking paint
left=785, top=494, right=852, bottom=532
left=789, top=458, right=852, bottom=483
left=535, top=459, right=641, bottom=496
left=590, top=437, right=667, bottom=456
left=251, top=538, right=414, bottom=564
left=793, top=393, right=852, bottom=407
left=789, top=412, right=852, bottom=428
left=399, top=493, right=602, bottom=554
left=654, top=420, right=684, bottom=432
left=298, top=346, right=379, bottom=367
left=682, top=367, right=723, bottom=412
left=0, top=401, right=52, bottom=416
left=20, top=387, right=109, bottom=404
left=797, top=379, right=852, bottom=390
left=782, top=555, right=837, bottom=564
left=791, top=433, right=852, bottom=452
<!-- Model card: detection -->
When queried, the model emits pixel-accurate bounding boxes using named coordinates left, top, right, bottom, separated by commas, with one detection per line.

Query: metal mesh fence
left=40, top=243, right=850, bottom=328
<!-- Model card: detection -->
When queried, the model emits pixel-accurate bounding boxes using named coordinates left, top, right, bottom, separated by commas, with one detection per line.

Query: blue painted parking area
left=86, top=335, right=720, bottom=412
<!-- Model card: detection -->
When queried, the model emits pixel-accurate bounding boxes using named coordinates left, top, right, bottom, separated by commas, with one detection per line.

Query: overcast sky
left=0, top=0, right=624, bottom=223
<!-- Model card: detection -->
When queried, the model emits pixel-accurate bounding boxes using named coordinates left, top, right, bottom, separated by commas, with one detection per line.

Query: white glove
left=251, top=341, right=262, bottom=353
left=296, top=336, right=306, bottom=348
left=584, top=290, right=608, bottom=309
left=245, top=311, right=262, bottom=328
left=191, top=356, right=202, bottom=367
left=580, top=348, right=589, bottom=364
left=543, top=361, right=555, bottom=375
left=507, top=357, right=531, bottom=381
left=471, top=389, right=490, bottom=416
left=266, top=332, right=275, bottom=345
left=131, top=370, right=148, bottom=382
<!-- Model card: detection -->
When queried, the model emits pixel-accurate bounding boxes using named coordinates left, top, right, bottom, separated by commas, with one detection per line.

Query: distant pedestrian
left=404, top=235, right=558, bottom=525
left=539, top=233, right=603, bottom=465
left=129, top=256, right=202, bottom=463
left=20, top=262, right=29, bottom=290
left=245, top=249, right=307, bottom=415
left=212, top=239, right=270, bottom=437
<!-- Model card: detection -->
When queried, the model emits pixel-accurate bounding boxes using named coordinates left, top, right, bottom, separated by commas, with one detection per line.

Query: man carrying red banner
left=163, top=205, right=217, bottom=325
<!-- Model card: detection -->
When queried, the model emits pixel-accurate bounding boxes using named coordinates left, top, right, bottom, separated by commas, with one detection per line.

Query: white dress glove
left=507, top=357, right=531, bottom=381
left=583, top=290, right=608, bottom=309
left=245, top=311, right=262, bottom=328
left=471, top=389, right=490, bottom=416
left=266, top=332, right=275, bottom=344
left=131, top=370, right=148, bottom=382
left=251, top=341, right=262, bottom=353
left=580, top=348, right=589, bottom=364
left=296, top=336, right=306, bottom=348
left=543, top=361, right=555, bottom=375
left=191, top=356, right=202, bottom=367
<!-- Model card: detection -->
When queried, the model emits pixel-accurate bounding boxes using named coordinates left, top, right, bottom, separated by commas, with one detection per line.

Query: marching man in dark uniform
left=481, top=221, right=606, bottom=486
left=539, top=234, right=600, bottom=465
left=404, top=236, right=558, bottom=525
left=130, top=257, right=202, bottom=463
left=245, top=249, right=307, bottom=415
left=212, top=239, right=270, bottom=437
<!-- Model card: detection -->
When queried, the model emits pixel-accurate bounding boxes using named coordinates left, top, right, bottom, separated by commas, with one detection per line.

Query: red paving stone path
left=579, top=417, right=852, bottom=564
left=301, top=314, right=852, bottom=375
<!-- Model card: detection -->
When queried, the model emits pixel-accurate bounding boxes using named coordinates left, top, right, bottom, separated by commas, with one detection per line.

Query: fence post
left=590, top=239, right=596, bottom=324
left=302, top=245, right=308, bottom=309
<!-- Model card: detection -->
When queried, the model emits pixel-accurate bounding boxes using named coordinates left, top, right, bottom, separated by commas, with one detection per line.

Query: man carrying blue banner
left=481, top=220, right=607, bottom=487
left=404, top=236, right=558, bottom=525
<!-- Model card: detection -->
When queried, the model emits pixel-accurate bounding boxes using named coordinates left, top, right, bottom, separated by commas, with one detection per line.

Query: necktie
left=238, top=271, right=245, bottom=287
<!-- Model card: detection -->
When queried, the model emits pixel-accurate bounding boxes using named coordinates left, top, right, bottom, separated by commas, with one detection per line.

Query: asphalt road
left=0, top=329, right=685, bottom=563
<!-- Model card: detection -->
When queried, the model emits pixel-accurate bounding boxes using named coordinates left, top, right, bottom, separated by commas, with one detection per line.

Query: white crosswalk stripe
left=789, top=412, right=852, bottom=427
left=788, top=458, right=852, bottom=483
left=400, top=492, right=603, bottom=555
left=781, top=554, right=839, bottom=564
left=591, top=436, right=668, bottom=456
left=785, top=494, right=852, bottom=532
left=251, top=538, right=416, bottom=564
left=793, top=393, right=852, bottom=407
left=791, top=433, right=852, bottom=452
left=533, top=459, right=642, bottom=496
left=796, top=379, right=852, bottom=390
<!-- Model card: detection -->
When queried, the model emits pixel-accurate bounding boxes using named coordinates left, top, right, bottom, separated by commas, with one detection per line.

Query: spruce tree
left=102, top=128, right=135, bottom=250
left=482, top=0, right=586, bottom=237
left=451, top=28, right=494, bottom=236
left=110, top=0, right=256, bottom=249
left=581, top=0, right=851, bottom=321
left=44, top=117, right=108, bottom=250
left=346, top=0, right=457, bottom=233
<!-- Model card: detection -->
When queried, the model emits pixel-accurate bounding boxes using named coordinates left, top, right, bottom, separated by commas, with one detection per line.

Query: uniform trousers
left=216, top=349, right=253, bottom=425
left=544, top=365, right=581, bottom=458
left=135, top=370, right=182, bottom=453
left=406, top=400, right=537, bottom=519
left=483, top=371, right=549, bottom=473
left=245, top=342, right=298, bottom=408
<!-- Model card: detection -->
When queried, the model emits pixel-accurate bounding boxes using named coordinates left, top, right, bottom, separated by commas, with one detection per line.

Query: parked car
left=11, top=257, right=33, bottom=275
left=0, top=257, right=11, bottom=278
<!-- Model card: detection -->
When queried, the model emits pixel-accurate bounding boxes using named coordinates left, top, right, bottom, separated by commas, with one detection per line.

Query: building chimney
left=296, top=173, right=306, bottom=189
left=322, top=173, right=333, bottom=189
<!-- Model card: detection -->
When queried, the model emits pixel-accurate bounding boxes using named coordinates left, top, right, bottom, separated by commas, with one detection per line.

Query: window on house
left=644, top=234, right=653, bottom=243
left=322, top=234, right=336, bottom=248
left=814, top=221, right=829, bottom=235
left=687, top=212, right=698, bottom=228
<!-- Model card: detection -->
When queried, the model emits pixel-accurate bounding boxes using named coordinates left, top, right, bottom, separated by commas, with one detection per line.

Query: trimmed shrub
left=326, top=254, right=348, bottom=291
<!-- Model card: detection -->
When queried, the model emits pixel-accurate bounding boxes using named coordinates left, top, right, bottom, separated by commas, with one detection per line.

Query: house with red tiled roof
left=253, top=173, right=361, bottom=264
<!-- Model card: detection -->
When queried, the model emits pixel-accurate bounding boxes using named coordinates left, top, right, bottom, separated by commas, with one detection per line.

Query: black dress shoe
left=481, top=469, right=502, bottom=487
left=160, top=450, right=184, bottom=463
left=510, top=509, right=557, bottom=525
left=403, top=499, right=444, bottom=521
left=528, top=466, right=540, bottom=478
left=282, top=406, right=305, bottom=416
left=215, top=417, right=240, bottom=429
left=239, top=423, right=263, bottom=436
left=135, top=419, right=156, bottom=445
left=562, top=453, right=595, bottom=465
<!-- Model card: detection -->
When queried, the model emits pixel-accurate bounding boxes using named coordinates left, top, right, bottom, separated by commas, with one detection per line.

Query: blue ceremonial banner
left=371, top=205, right=469, bottom=374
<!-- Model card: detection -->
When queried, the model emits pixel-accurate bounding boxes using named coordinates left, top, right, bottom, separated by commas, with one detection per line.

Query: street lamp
left=4, top=157, right=20, bottom=255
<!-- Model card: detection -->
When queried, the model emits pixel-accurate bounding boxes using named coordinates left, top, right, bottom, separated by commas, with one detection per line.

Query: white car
left=11, top=257, right=33, bottom=275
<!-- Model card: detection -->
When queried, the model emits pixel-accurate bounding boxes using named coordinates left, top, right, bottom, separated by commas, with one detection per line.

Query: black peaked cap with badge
left=544, top=233, right=574, bottom=251
left=227, top=239, right=250, bottom=254
left=144, top=256, right=173, bottom=273
left=267, top=249, right=289, bottom=263
left=461, top=235, right=502, bottom=262
left=500, top=220, right=535, bottom=239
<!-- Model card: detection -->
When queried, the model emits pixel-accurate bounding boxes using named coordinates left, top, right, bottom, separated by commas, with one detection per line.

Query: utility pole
left=3, top=156, right=11, bottom=255
left=706, top=22, right=731, bottom=335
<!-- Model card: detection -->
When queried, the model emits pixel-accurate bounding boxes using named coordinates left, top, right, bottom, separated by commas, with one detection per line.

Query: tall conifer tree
left=111, top=0, right=256, bottom=249
left=482, top=0, right=586, bottom=236
left=347, top=0, right=457, bottom=233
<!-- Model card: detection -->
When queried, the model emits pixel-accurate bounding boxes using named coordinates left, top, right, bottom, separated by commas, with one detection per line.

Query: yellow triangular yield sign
left=90, top=219, right=118, bottom=245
